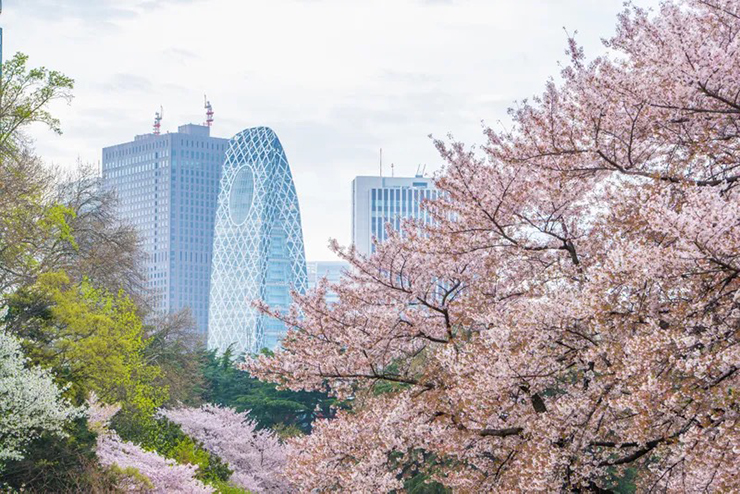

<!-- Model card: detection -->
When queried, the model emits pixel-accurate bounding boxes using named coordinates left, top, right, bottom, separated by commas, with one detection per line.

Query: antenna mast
left=379, top=148, right=383, bottom=177
left=153, top=106, right=163, bottom=135
left=204, top=95, right=214, bottom=127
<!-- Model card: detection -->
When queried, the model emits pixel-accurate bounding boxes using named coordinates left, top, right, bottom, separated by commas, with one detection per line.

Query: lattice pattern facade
left=208, top=127, right=307, bottom=354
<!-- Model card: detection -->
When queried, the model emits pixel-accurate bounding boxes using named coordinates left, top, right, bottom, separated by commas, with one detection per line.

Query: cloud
left=17, top=0, right=200, bottom=22
left=139, top=0, right=200, bottom=10
left=12, top=0, right=664, bottom=260
left=16, top=0, right=138, bottom=22
left=97, top=73, right=155, bottom=93
left=380, top=70, right=442, bottom=85
left=162, top=47, right=199, bottom=63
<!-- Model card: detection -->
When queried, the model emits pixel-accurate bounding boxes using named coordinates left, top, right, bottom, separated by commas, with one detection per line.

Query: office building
left=209, top=127, right=308, bottom=354
left=102, top=123, right=228, bottom=338
left=351, top=175, right=438, bottom=256
left=306, top=261, right=349, bottom=304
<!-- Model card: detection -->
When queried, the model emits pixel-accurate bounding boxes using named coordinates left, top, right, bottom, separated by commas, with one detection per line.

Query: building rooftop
left=177, top=124, right=211, bottom=137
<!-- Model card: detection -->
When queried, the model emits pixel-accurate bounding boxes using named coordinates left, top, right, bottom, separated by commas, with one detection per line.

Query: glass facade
left=102, top=124, right=228, bottom=339
left=352, top=176, right=438, bottom=256
left=208, top=127, right=307, bottom=354
left=306, top=261, right=349, bottom=304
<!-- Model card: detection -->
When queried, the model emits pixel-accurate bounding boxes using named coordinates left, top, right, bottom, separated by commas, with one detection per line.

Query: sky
left=5, top=0, right=660, bottom=261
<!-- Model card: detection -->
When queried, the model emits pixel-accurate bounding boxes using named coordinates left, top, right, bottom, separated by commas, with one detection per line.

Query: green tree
left=0, top=155, right=76, bottom=294
left=4, top=272, right=165, bottom=411
left=0, top=418, right=121, bottom=493
left=143, top=310, right=206, bottom=407
left=0, top=52, right=74, bottom=156
left=0, top=52, right=154, bottom=493
left=50, top=166, right=145, bottom=297
left=200, top=348, right=336, bottom=434
left=0, top=52, right=77, bottom=295
left=109, top=411, right=242, bottom=493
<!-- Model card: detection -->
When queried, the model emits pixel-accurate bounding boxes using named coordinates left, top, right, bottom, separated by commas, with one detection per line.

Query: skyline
left=6, top=0, right=661, bottom=261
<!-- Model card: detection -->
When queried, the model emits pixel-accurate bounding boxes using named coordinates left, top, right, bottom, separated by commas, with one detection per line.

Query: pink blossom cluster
left=162, top=404, right=291, bottom=493
left=249, top=1, right=740, bottom=491
left=88, top=398, right=213, bottom=493
left=96, top=431, right=214, bottom=493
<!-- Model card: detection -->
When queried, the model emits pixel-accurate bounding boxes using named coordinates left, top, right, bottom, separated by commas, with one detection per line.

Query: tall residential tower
left=102, top=123, right=228, bottom=338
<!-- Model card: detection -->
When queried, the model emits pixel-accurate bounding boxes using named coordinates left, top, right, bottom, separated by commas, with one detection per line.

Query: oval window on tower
left=229, top=165, right=255, bottom=225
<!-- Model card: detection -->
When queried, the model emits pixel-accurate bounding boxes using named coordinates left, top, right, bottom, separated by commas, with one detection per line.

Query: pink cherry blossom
left=88, top=398, right=213, bottom=493
left=249, top=1, right=740, bottom=491
left=162, top=404, right=291, bottom=493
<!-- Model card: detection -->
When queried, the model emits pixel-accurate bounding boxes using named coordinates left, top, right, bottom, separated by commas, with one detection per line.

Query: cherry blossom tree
left=0, top=330, right=81, bottom=469
left=250, top=1, right=740, bottom=491
left=88, top=399, right=213, bottom=494
left=162, top=404, right=291, bottom=493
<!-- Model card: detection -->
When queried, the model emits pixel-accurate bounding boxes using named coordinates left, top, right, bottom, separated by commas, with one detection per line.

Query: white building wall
left=351, top=175, right=437, bottom=256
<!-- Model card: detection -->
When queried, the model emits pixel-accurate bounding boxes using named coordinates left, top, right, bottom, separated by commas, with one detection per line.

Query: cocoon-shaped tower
left=208, top=127, right=307, bottom=354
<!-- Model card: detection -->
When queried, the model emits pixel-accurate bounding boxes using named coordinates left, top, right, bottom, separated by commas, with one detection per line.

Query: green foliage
left=602, top=467, right=638, bottom=494
left=200, top=347, right=335, bottom=433
left=110, top=411, right=233, bottom=487
left=107, top=464, right=154, bottom=491
left=0, top=417, right=120, bottom=493
left=40, top=203, right=77, bottom=249
left=143, top=311, right=206, bottom=407
left=372, top=379, right=412, bottom=396
left=271, top=422, right=305, bottom=440
left=0, top=49, right=79, bottom=316
left=209, top=478, right=250, bottom=494
left=0, top=52, right=74, bottom=156
left=170, top=437, right=213, bottom=475
left=404, top=472, right=451, bottom=494
left=0, top=156, right=76, bottom=294
left=4, top=272, right=166, bottom=411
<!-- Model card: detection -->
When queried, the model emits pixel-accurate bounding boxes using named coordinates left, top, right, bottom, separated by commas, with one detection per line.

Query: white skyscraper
left=351, top=175, right=438, bottom=256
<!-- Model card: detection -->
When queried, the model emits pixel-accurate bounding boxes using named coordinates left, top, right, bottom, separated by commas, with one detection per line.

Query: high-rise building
left=102, top=123, right=228, bottom=338
left=351, top=175, right=438, bottom=256
left=306, top=261, right=349, bottom=304
left=208, top=127, right=308, bottom=355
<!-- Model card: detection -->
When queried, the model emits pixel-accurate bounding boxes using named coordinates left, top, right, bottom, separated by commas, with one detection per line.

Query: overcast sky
left=5, top=0, right=659, bottom=261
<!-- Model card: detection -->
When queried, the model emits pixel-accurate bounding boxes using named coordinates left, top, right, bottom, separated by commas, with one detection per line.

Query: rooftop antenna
left=153, top=106, right=163, bottom=135
left=391, top=163, right=395, bottom=177
left=204, top=95, right=214, bottom=127
left=421, top=164, right=427, bottom=177
left=379, top=148, right=383, bottom=177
